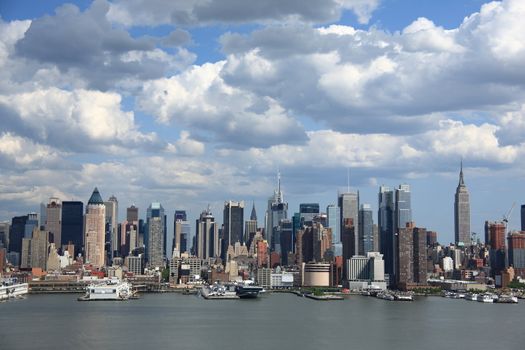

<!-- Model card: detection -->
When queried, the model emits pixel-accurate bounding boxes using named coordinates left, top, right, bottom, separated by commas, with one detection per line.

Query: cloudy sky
left=1, top=0, right=524, bottom=245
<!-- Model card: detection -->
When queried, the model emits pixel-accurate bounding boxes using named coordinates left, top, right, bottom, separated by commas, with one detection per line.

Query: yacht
left=0, top=279, right=29, bottom=300
left=477, top=293, right=497, bottom=303
left=78, top=280, right=134, bottom=301
left=466, top=293, right=479, bottom=301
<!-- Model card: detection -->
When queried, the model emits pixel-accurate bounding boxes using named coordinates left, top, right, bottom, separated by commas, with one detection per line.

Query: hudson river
left=1, top=293, right=524, bottom=350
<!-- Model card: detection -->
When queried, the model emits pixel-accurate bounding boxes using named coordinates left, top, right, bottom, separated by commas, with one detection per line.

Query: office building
left=245, top=203, right=258, bottom=249
left=299, top=203, right=320, bottom=227
left=196, top=207, right=219, bottom=260
left=338, top=192, right=359, bottom=256
left=9, top=215, right=28, bottom=256
left=378, top=186, right=395, bottom=278
left=521, top=205, right=525, bottom=231
left=127, top=205, right=139, bottom=222
left=21, top=227, right=51, bottom=270
left=265, top=173, right=288, bottom=251
left=277, top=219, right=293, bottom=265
left=347, top=252, right=386, bottom=290
left=147, top=202, right=165, bottom=268
left=0, top=222, right=10, bottom=250
left=486, top=221, right=506, bottom=276
left=222, top=201, right=244, bottom=259
left=173, top=210, right=191, bottom=254
left=395, top=185, right=412, bottom=232
left=24, top=213, right=38, bottom=239
left=45, top=197, right=62, bottom=248
left=359, top=204, right=374, bottom=255
left=341, top=218, right=356, bottom=279
left=327, top=205, right=341, bottom=244
left=104, top=195, right=118, bottom=260
left=302, top=262, right=331, bottom=287
left=61, top=201, right=83, bottom=256
left=84, top=188, right=106, bottom=267
left=454, top=163, right=471, bottom=246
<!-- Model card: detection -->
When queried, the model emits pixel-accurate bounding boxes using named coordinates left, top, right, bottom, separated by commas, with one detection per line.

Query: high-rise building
left=359, top=204, right=374, bottom=255
left=454, top=163, right=471, bottom=246
left=277, top=219, right=293, bottom=265
left=245, top=202, right=258, bottom=249
left=265, top=173, right=288, bottom=251
left=378, top=186, right=395, bottom=278
left=45, top=197, right=62, bottom=248
left=396, top=223, right=427, bottom=290
left=508, top=231, right=525, bottom=277
left=127, top=205, right=139, bottom=222
left=299, top=203, right=320, bottom=227
left=338, top=192, right=359, bottom=256
left=173, top=210, right=190, bottom=255
left=486, top=221, right=506, bottom=276
left=196, top=207, right=219, bottom=260
left=395, top=184, right=412, bottom=232
left=104, top=195, right=118, bottom=260
left=61, top=201, right=83, bottom=256
left=84, top=188, right=106, bottom=267
left=341, top=218, right=356, bottom=279
left=21, top=227, right=51, bottom=270
left=147, top=202, right=165, bottom=268
left=521, top=205, right=525, bottom=231
left=327, top=205, right=341, bottom=244
left=222, top=201, right=244, bottom=259
left=24, top=213, right=38, bottom=239
left=9, top=215, right=28, bottom=256
left=0, top=222, right=9, bottom=249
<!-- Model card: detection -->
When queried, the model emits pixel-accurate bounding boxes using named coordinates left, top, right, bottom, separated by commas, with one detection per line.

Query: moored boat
left=78, top=280, right=135, bottom=301
left=0, top=279, right=29, bottom=301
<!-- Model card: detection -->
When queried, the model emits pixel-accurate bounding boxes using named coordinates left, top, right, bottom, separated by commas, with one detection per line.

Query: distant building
left=486, top=221, right=506, bottom=276
left=45, top=197, right=62, bottom=249
left=427, top=231, right=438, bottom=247
left=147, top=202, right=165, bottom=268
left=347, top=252, right=386, bottom=290
left=222, top=201, right=244, bottom=260
left=104, top=195, right=118, bottom=261
left=61, top=201, right=83, bottom=256
left=359, top=204, right=374, bottom=255
left=173, top=211, right=190, bottom=255
left=0, top=221, right=10, bottom=250
left=521, top=205, right=525, bottom=232
left=302, top=262, right=331, bottom=287
left=245, top=203, right=257, bottom=249
left=265, top=173, right=288, bottom=252
left=84, top=188, right=106, bottom=267
left=299, top=203, right=320, bottom=227
left=378, top=186, right=395, bottom=280
left=341, top=218, right=356, bottom=280
left=277, top=219, right=293, bottom=265
left=125, top=255, right=143, bottom=275
left=454, top=162, right=471, bottom=246
left=127, top=205, right=139, bottom=222
left=196, top=207, right=219, bottom=260
left=338, top=192, right=359, bottom=256
left=396, top=223, right=427, bottom=290
left=327, top=205, right=341, bottom=244
left=508, top=231, right=525, bottom=277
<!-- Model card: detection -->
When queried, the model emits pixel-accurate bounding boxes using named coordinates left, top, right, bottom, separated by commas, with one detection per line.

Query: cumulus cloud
left=107, top=0, right=380, bottom=26
left=0, top=88, right=161, bottom=153
left=138, top=61, right=308, bottom=148
left=13, top=0, right=193, bottom=89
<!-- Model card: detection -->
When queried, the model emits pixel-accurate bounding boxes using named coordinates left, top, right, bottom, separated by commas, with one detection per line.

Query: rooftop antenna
left=347, top=167, right=350, bottom=193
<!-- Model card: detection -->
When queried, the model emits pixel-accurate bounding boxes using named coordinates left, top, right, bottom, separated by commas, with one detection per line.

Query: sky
left=0, top=0, right=524, bottom=248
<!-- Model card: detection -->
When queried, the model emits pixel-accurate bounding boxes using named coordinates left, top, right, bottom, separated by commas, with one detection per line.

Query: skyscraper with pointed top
left=245, top=202, right=258, bottom=250
left=265, top=172, right=288, bottom=251
left=454, top=162, right=471, bottom=246
left=84, top=187, right=106, bottom=267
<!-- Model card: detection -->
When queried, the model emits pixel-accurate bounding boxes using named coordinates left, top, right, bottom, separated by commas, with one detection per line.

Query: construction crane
left=502, top=202, right=516, bottom=234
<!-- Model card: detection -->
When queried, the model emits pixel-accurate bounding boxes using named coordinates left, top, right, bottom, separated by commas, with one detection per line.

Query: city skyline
left=1, top=0, right=525, bottom=244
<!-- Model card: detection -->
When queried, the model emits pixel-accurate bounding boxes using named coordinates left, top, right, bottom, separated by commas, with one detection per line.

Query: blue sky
left=0, top=0, right=524, bottom=248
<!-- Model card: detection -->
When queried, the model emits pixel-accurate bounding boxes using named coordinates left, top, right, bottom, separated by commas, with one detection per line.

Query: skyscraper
left=196, top=207, right=219, bottom=259
left=396, top=223, right=427, bottom=290
left=147, top=202, right=165, bottom=268
left=327, top=205, right=341, bottom=244
left=265, top=172, right=288, bottom=251
left=245, top=203, right=258, bottom=249
left=299, top=203, right=320, bottom=227
left=45, top=197, right=61, bottom=248
left=84, top=188, right=106, bottom=267
left=9, top=215, right=28, bottom=255
left=61, top=201, right=83, bottom=256
left=222, top=201, right=244, bottom=259
left=378, top=186, right=395, bottom=278
left=104, top=195, right=118, bottom=260
left=0, top=222, right=9, bottom=249
left=173, top=210, right=190, bottom=255
left=359, top=204, right=374, bottom=255
left=127, top=205, right=139, bottom=222
left=521, top=204, right=525, bottom=231
left=454, top=162, right=471, bottom=246
left=338, top=191, right=359, bottom=256
left=395, top=184, right=412, bottom=232
left=486, top=221, right=506, bottom=276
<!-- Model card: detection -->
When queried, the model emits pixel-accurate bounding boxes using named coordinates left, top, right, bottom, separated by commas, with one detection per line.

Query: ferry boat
left=0, top=279, right=29, bottom=301
left=78, top=280, right=134, bottom=301
left=376, top=291, right=395, bottom=301
left=394, top=293, right=414, bottom=301
left=496, top=294, right=518, bottom=304
left=466, top=293, right=479, bottom=301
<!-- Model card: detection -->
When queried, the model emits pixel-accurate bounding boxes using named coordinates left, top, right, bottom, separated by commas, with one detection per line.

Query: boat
left=0, top=279, right=29, bottom=301
left=201, top=283, right=239, bottom=299
left=496, top=295, right=518, bottom=304
left=477, top=293, right=497, bottom=303
left=394, top=293, right=414, bottom=301
left=466, top=293, right=479, bottom=301
left=77, top=280, right=135, bottom=301
left=234, top=280, right=264, bottom=299
left=376, top=291, right=395, bottom=301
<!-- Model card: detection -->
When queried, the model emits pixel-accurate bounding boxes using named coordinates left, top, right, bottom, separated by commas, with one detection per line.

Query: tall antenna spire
left=347, top=167, right=350, bottom=193
left=459, top=159, right=465, bottom=186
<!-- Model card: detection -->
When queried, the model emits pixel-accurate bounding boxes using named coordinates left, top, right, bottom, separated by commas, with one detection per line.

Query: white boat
left=394, top=293, right=414, bottom=301
left=466, top=293, right=479, bottom=301
left=497, top=295, right=518, bottom=304
left=0, top=279, right=29, bottom=301
left=78, top=280, right=134, bottom=301
left=477, top=293, right=496, bottom=303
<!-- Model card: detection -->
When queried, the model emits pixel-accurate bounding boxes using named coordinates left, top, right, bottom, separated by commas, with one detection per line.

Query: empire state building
left=454, top=162, right=471, bottom=246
